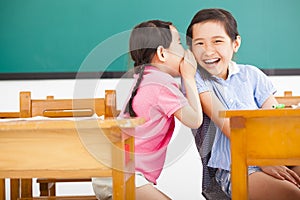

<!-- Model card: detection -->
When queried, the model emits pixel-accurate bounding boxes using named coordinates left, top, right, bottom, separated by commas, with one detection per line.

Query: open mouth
left=203, top=58, right=220, bottom=65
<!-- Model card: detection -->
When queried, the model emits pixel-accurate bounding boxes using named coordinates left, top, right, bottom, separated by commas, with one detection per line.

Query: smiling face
left=191, top=21, right=241, bottom=79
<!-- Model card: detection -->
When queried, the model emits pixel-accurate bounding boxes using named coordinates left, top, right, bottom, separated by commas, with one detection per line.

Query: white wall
left=1, top=76, right=299, bottom=200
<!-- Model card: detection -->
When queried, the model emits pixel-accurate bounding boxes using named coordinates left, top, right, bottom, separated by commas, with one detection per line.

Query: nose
left=202, top=43, right=215, bottom=56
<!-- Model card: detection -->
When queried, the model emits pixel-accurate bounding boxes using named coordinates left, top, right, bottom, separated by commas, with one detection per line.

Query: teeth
left=204, top=58, right=219, bottom=64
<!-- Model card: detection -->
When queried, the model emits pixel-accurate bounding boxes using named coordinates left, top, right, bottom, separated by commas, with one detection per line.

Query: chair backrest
left=275, top=91, right=300, bottom=107
left=19, top=90, right=117, bottom=118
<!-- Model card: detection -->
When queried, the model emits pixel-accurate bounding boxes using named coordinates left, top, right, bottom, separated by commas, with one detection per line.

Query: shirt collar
left=227, top=61, right=240, bottom=79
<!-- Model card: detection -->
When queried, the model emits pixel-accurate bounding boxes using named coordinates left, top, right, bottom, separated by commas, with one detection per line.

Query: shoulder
left=235, top=62, right=275, bottom=90
left=236, top=63, right=265, bottom=75
left=142, top=68, right=179, bottom=88
left=234, top=63, right=269, bottom=81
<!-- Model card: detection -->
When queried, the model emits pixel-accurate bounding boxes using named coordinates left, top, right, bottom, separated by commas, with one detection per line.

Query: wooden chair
left=0, top=90, right=136, bottom=200
left=20, top=90, right=118, bottom=118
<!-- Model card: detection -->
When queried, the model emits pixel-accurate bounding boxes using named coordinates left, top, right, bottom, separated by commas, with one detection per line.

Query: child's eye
left=194, top=42, right=203, bottom=46
left=215, top=40, right=223, bottom=43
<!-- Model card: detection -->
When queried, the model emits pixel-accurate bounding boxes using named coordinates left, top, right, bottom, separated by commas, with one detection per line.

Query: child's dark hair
left=186, top=8, right=239, bottom=47
left=124, top=20, right=173, bottom=117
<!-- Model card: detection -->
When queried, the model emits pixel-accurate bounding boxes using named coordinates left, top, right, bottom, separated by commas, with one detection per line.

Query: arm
left=199, top=93, right=279, bottom=138
left=261, top=94, right=278, bottom=108
left=174, top=50, right=203, bottom=129
left=200, top=91, right=231, bottom=138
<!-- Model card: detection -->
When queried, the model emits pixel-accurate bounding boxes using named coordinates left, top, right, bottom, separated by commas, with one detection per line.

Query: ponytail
left=124, top=64, right=145, bottom=117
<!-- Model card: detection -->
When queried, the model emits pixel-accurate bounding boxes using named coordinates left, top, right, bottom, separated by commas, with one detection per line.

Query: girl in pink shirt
left=121, top=20, right=203, bottom=200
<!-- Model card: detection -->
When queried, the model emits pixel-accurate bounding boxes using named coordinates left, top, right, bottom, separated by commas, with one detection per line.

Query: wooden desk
left=0, top=117, right=144, bottom=200
left=220, top=109, right=300, bottom=200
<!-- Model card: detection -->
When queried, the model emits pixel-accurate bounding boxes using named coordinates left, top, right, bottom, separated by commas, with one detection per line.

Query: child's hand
left=180, top=49, right=197, bottom=79
left=261, top=166, right=300, bottom=187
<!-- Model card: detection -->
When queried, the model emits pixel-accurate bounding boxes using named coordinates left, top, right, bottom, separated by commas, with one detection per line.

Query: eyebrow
left=193, top=36, right=226, bottom=42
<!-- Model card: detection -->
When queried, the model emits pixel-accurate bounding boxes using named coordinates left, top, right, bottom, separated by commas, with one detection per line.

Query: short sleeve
left=195, top=69, right=210, bottom=93
left=181, top=69, right=210, bottom=95
left=249, top=66, right=277, bottom=107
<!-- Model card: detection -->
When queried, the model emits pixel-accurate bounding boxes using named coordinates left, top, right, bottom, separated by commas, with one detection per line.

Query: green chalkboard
left=1, top=0, right=300, bottom=78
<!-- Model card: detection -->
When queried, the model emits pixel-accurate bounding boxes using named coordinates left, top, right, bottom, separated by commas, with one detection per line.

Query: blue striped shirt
left=194, top=61, right=276, bottom=170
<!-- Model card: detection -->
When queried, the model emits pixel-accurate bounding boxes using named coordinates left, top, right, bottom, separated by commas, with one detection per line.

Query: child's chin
left=173, top=71, right=181, bottom=77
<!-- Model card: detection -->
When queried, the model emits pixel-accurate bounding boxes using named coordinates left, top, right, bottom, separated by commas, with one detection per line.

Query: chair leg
left=0, top=179, right=5, bottom=200
left=39, top=181, right=56, bottom=196
left=11, top=179, right=20, bottom=200
left=20, top=179, right=32, bottom=198
left=10, top=179, right=33, bottom=200
left=50, top=183, right=56, bottom=196
left=39, top=182, right=49, bottom=196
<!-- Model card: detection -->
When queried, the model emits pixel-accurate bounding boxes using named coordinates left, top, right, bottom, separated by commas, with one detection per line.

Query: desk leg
left=111, top=129, right=136, bottom=200
left=231, top=117, right=248, bottom=200
left=125, top=136, right=135, bottom=200
left=112, top=140, right=126, bottom=200
left=0, top=179, right=5, bottom=200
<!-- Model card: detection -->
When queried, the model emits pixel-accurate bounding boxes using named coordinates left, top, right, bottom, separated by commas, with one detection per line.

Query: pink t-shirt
left=121, top=66, right=188, bottom=184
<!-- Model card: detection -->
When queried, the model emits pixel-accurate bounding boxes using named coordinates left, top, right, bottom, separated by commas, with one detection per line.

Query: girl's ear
left=233, top=35, right=241, bottom=53
left=156, top=45, right=166, bottom=62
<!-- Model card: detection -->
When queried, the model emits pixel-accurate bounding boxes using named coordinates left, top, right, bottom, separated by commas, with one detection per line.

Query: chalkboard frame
left=0, top=68, right=298, bottom=80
